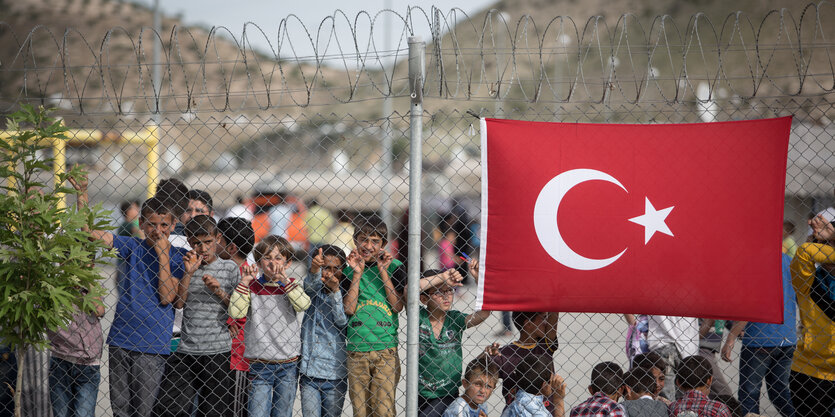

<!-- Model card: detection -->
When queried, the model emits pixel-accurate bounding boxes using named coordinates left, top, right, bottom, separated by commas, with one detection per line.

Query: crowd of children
left=15, top=174, right=827, bottom=417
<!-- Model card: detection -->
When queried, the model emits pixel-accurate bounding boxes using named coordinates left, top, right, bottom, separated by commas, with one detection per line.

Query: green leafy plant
left=0, top=105, right=113, bottom=417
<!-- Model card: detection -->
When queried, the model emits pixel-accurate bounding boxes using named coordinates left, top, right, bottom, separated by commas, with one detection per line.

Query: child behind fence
left=216, top=217, right=256, bottom=417
left=154, top=215, right=240, bottom=417
left=442, top=356, right=500, bottom=417
left=229, top=235, right=311, bottom=417
left=341, top=215, right=405, bottom=417
left=569, top=362, right=627, bottom=417
left=299, top=245, right=350, bottom=417
left=668, top=355, right=731, bottom=417
left=621, top=368, right=666, bottom=417
left=500, top=354, right=566, bottom=417
left=72, top=171, right=188, bottom=417
left=488, top=311, right=559, bottom=412
left=418, top=261, right=491, bottom=417
left=46, top=286, right=105, bottom=417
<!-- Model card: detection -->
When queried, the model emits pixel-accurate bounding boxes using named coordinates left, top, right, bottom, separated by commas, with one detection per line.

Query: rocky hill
left=0, top=0, right=395, bottom=177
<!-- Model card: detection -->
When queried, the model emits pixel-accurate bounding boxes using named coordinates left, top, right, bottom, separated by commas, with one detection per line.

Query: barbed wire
left=1, top=3, right=834, bottom=115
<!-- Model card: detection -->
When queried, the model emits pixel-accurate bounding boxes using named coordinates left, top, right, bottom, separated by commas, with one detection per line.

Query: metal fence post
left=405, top=35, right=425, bottom=417
left=146, top=125, right=160, bottom=198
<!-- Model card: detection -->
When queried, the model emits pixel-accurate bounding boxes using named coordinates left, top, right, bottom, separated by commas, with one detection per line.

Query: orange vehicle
left=250, top=192, right=308, bottom=251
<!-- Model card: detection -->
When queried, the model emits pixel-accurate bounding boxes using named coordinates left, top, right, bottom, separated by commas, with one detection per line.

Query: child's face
left=140, top=212, right=175, bottom=244
left=258, top=247, right=288, bottom=280
left=525, top=313, right=547, bottom=339
left=422, top=285, right=454, bottom=311
left=322, top=255, right=344, bottom=279
left=187, top=233, right=219, bottom=265
left=650, top=367, right=665, bottom=395
left=461, top=374, right=496, bottom=407
left=183, top=199, right=212, bottom=224
left=354, top=233, right=385, bottom=263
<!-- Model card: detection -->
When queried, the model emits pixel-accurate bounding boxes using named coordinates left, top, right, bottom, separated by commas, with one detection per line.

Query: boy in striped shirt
left=155, top=215, right=240, bottom=417
left=229, top=235, right=311, bottom=417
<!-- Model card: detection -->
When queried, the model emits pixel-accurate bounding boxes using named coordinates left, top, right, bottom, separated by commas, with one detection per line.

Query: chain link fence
left=2, top=3, right=835, bottom=417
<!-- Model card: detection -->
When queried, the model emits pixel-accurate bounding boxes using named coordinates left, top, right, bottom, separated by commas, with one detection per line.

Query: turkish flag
left=477, top=117, right=791, bottom=323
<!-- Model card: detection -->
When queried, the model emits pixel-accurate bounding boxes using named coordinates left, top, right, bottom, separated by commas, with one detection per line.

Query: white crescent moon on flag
left=533, top=169, right=628, bottom=270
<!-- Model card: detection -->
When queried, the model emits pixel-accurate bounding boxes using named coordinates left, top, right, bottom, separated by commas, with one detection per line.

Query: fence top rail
left=0, top=128, right=155, bottom=145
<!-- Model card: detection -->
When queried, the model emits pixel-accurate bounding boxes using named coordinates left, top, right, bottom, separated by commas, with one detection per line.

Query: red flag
left=476, top=117, right=791, bottom=323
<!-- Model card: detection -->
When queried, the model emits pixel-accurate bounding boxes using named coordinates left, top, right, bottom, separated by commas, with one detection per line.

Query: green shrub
left=0, top=105, right=113, bottom=417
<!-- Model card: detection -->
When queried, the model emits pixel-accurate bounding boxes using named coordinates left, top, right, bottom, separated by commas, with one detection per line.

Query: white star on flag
left=628, top=197, right=674, bottom=244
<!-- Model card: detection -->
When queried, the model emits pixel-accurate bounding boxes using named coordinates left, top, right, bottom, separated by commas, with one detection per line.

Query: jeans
left=108, top=346, right=167, bottom=417
left=738, top=345, right=795, bottom=416
left=49, top=357, right=101, bottom=417
left=299, top=375, right=347, bottom=417
left=501, top=312, right=513, bottom=332
left=248, top=361, right=298, bottom=417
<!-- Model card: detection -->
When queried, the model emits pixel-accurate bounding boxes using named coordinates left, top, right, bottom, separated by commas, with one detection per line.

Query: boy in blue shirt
left=71, top=175, right=187, bottom=417
left=300, top=245, right=350, bottom=417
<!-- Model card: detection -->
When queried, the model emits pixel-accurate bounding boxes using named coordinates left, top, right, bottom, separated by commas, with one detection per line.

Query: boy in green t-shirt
left=342, top=215, right=406, bottom=417
left=418, top=259, right=491, bottom=417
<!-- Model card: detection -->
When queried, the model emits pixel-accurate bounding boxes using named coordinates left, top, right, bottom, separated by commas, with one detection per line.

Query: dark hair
left=676, top=355, right=713, bottom=391
left=632, top=352, right=666, bottom=373
left=512, top=311, right=543, bottom=333
left=217, top=217, right=255, bottom=256
left=512, top=354, right=552, bottom=396
left=624, top=368, right=656, bottom=395
left=337, top=209, right=353, bottom=223
left=464, top=355, right=499, bottom=382
left=783, top=220, right=796, bottom=235
left=185, top=215, right=218, bottom=238
left=353, top=214, right=388, bottom=242
left=318, top=244, right=346, bottom=266
left=155, top=178, right=189, bottom=217
left=187, top=189, right=214, bottom=213
left=420, top=269, right=448, bottom=295
left=590, top=361, right=625, bottom=395
left=254, top=235, right=294, bottom=263
left=140, top=197, right=174, bottom=221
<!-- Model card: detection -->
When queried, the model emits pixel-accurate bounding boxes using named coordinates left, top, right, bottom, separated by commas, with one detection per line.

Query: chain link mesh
left=2, top=3, right=835, bottom=417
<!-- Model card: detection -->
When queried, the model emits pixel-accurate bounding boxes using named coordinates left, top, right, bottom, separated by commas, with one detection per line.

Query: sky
left=134, top=0, right=496, bottom=62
